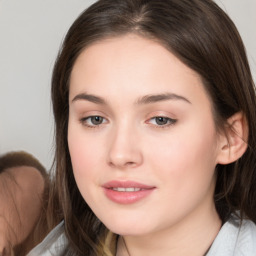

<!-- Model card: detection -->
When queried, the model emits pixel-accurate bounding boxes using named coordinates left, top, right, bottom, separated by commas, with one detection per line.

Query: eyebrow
left=72, top=93, right=107, bottom=105
left=71, top=92, right=191, bottom=105
left=136, top=93, right=191, bottom=105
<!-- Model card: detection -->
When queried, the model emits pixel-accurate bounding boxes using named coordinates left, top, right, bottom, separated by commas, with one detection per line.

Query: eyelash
left=80, top=115, right=177, bottom=129
left=80, top=116, right=108, bottom=128
left=146, top=116, right=177, bottom=128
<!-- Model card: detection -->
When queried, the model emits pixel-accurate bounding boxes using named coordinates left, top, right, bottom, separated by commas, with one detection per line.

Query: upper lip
left=102, top=180, right=155, bottom=189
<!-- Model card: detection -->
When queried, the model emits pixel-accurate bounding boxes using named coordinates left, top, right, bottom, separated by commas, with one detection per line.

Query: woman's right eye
left=80, top=116, right=107, bottom=127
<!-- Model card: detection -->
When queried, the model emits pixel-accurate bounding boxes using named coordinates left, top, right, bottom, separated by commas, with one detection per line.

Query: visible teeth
left=126, top=187, right=141, bottom=192
left=112, top=187, right=141, bottom=192
left=113, top=187, right=125, bottom=192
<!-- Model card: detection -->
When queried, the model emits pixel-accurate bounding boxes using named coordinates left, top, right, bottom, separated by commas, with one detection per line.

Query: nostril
left=126, top=161, right=136, bottom=166
left=108, top=158, right=139, bottom=169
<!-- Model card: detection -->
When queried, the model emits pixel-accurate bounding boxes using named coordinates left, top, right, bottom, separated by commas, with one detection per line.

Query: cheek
left=68, top=124, right=104, bottom=189
left=69, top=134, right=91, bottom=176
left=68, top=134, right=93, bottom=207
left=148, top=121, right=218, bottom=191
left=146, top=128, right=218, bottom=224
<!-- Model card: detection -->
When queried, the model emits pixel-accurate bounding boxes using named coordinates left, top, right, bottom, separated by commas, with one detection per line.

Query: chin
left=94, top=207, right=157, bottom=235
left=104, top=220, right=152, bottom=236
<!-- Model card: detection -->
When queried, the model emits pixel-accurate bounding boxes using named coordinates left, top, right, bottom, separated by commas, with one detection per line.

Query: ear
left=217, top=112, right=248, bottom=165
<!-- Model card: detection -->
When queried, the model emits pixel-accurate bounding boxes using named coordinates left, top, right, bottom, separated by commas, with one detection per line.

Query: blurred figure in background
left=0, top=151, right=50, bottom=255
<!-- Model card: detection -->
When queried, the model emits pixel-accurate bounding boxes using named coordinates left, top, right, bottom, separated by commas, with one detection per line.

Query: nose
left=107, top=124, right=143, bottom=169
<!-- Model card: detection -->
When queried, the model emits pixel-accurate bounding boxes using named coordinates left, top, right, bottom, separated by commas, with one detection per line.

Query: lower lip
left=103, top=188, right=154, bottom=204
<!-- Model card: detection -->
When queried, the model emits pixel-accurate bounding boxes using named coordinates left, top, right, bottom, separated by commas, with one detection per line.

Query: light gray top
left=27, top=221, right=67, bottom=256
left=27, top=215, right=256, bottom=255
left=207, top=215, right=256, bottom=255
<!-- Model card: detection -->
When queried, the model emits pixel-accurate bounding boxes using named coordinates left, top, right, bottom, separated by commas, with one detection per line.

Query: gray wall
left=0, top=0, right=255, bottom=170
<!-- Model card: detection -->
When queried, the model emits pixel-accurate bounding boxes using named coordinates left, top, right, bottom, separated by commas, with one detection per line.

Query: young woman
left=28, top=0, right=256, bottom=255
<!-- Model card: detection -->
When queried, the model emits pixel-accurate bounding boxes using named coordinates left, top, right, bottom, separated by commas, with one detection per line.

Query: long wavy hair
left=48, top=0, right=256, bottom=255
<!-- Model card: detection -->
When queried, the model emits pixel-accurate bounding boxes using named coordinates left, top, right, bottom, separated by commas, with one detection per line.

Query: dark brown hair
left=0, top=151, right=51, bottom=255
left=49, top=0, right=256, bottom=255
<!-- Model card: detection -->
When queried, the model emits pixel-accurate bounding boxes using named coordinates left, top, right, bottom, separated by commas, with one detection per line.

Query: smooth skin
left=68, top=34, right=247, bottom=256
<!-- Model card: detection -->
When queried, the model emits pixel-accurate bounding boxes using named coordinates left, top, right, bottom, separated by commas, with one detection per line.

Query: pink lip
left=102, top=180, right=156, bottom=204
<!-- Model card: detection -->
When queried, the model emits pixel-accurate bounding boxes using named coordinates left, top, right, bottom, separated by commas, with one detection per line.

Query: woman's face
left=68, top=34, right=223, bottom=236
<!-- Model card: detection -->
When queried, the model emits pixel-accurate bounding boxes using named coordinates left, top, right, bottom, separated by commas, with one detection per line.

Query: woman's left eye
left=147, top=116, right=177, bottom=127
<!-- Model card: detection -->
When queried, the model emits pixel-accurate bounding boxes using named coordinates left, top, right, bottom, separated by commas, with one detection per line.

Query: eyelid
left=145, top=112, right=177, bottom=128
left=147, top=116, right=177, bottom=126
left=79, top=114, right=109, bottom=128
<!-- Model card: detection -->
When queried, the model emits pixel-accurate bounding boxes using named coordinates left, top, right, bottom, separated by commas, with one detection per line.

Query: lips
left=102, top=180, right=155, bottom=204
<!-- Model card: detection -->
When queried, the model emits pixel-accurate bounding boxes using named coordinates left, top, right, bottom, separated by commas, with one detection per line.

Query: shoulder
left=207, top=214, right=256, bottom=256
left=207, top=215, right=256, bottom=255
left=27, top=221, right=68, bottom=256
left=235, top=217, right=256, bottom=254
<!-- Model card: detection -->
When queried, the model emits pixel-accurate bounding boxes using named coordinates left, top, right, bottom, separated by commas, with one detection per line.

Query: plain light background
left=0, top=0, right=255, bottom=170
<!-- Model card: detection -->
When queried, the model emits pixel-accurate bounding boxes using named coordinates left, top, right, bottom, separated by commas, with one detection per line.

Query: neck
left=116, top=203, right=221, bottom=256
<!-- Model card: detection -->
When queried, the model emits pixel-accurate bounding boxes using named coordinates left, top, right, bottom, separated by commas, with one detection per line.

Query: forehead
left=68, top=34, right=215, bottom=118
left=72, top=34, right=200, bottom=78
left=71, top=35, right=202, bottom=93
